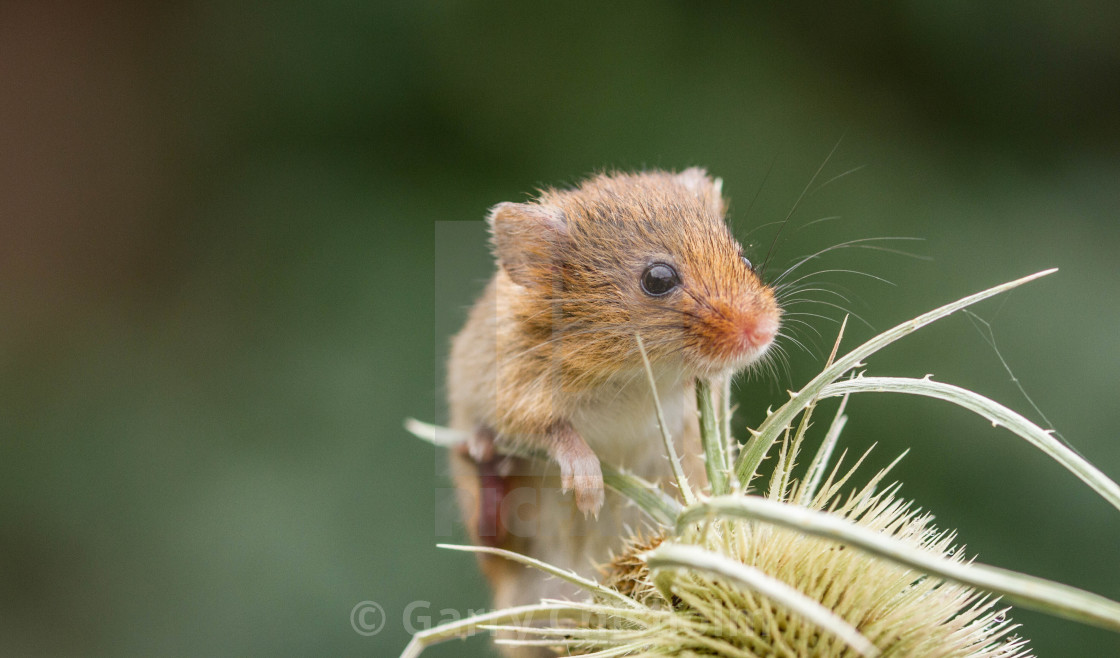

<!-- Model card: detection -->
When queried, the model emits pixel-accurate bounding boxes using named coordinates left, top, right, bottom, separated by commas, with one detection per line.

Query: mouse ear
left=488, top=202, right=569, bottom=288
left=676, top=167, right=726, bottom=217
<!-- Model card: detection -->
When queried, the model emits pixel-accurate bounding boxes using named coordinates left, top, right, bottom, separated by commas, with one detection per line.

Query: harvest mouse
left=447, top=169, right=780, bottom=656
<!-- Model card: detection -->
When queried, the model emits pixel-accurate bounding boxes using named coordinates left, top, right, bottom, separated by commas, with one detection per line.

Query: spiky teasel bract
left=579, top=446, right=1031, bottom=657
left=603, top=531, right=666, bottom=602
left=402, top=270, right=1120, bottom=658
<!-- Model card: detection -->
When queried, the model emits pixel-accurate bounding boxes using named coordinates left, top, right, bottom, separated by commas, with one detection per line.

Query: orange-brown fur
left=447, top=169, right=780, bottom=657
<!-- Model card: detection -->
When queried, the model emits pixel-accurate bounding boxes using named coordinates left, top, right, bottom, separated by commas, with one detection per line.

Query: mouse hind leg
left=451, top=428, right=567, bottom=657
left=452, top=426, right=523, bottom=548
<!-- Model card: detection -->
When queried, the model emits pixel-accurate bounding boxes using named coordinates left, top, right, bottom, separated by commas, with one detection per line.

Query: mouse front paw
left=549, top=423, right=604, bottom=518
left=561, top=456, right=604, bottom=518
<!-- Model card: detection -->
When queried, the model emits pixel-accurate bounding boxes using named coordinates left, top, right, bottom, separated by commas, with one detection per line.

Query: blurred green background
left=1, top=2, right=1118, bottom=656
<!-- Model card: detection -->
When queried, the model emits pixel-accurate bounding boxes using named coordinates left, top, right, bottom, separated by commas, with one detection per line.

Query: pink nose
left=743, top=315, right=778, bottom=349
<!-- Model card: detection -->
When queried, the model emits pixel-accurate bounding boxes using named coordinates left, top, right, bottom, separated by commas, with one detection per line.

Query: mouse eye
left=741, top=256, right=754, bottom=271
left=641, top=263, right=680, bottom=296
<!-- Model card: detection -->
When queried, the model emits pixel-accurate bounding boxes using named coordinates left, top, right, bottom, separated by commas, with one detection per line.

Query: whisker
left=782, top=311, right=839, bottom=324
left=742, top=349, right=777, bottom=389
left=788, top=280, right=876, bottom=313
left=757, top=354, right=783, bottom=390
left=782, top=299, right=874, bottom=331
left=778, top=287, right=853, bottom=305
left=778, top=317, right=824, bottom=340
left=743, top=219, right=789, bottom=240
left=774, top=279, right=840, bottom=296
left=849, top=244, right=934, bottom=261
left=777, top=331, right=815, bottom=358
left=809, top=164, right=867, bottom=196
left=760, top=138, right=845, bottom=275
left=778, top=268, right=897, bottom=289
left=762, top=343, right=793, bottom=388
left=784, top=324, right=825, bottom=357
left=770, top=236, right=924, bottom=286
left=795, top=215, right=843, bottom=231
left=739, top=152, right=780, bottom=241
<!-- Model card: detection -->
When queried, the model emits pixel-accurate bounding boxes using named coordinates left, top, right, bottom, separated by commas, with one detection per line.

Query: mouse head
left=489, top=169, right=780, bottom=382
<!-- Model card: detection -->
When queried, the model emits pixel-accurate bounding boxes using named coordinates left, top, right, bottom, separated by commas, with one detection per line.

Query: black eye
left=640, top=263, right=680, bottom=296
left=741, top=256, right=753, bottom=271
